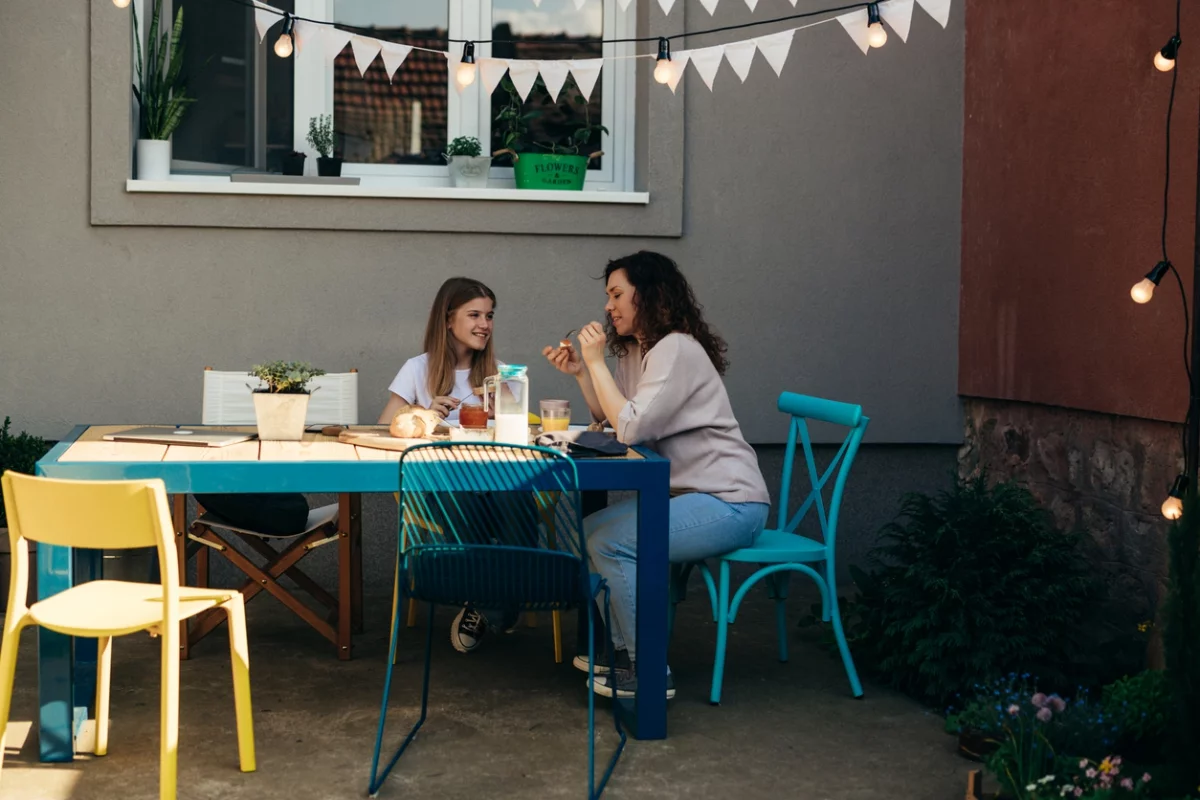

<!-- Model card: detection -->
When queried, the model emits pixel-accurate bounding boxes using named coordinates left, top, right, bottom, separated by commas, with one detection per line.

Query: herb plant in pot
left=307, top=115, right=342, bottom=177
left=131, top=0, right=195, bottom=181
left=444, top=136, right=492, bottom=188
left=493, top=76, right=606, bottom=191
left=249, top=362, right=325, bottom=441
left=281, top=150, right=307, bottom=176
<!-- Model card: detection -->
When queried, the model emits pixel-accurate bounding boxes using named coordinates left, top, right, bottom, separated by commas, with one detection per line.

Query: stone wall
left=958, top=397, right=1183, bottom=669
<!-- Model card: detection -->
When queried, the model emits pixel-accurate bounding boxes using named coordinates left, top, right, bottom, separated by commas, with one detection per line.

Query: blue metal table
left=33, top=425, right=671, bottom=761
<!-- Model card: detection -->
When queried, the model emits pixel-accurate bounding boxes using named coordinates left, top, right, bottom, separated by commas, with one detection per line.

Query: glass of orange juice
left=539, top=400, right=571, bottom=432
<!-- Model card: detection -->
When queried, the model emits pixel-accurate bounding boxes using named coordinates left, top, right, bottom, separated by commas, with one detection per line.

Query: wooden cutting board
left=337, top=428, right=432, bottom=452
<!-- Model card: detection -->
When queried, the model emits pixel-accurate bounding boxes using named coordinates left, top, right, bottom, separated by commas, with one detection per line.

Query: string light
left=1164, top=474, right=1187, bottom=520
left=653, top=38, right=673, bottom=85
left=274, top=13, right=295, bottom=58
left=867, top=3, right=888, bottom=49
left=1131, top=261, right=1171, bottom=304
left=113, top=0, right=131, bottom=8
left=455, top=41, right=477, bottom=89
left=1155, top=36, right=1181, bottom=72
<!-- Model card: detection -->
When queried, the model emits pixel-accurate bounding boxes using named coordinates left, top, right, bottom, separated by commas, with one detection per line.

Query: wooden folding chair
left=184, top=367, right=364, bottom=660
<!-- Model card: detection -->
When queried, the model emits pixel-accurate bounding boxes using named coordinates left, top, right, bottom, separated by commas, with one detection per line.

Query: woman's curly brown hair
left=604, top=251, right=730, bottom=375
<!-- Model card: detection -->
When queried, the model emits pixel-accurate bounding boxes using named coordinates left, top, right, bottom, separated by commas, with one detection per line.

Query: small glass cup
left=539, top=399, right=571, bottom=432
left=459, top=396, right=489, bottom=429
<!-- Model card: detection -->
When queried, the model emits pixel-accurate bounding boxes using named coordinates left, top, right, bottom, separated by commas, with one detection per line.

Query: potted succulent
left=281, top=150, right=307, bottom=176
left=307, top=115, right=342, bottom=177
left=444, top=136, right=492, bottom=188
left=493, top=76, right=606, bottom=191
left=131, top=0, right=195, bottom=181
left=249, top=361, right=326, bottom=441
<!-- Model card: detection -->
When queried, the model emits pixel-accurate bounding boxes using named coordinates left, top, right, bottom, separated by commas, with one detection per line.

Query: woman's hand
left=577, top=322, right=607, bottom=368
left=430, top=395, right=461, bottom=419
left=542, top=342, right=583, bottom=376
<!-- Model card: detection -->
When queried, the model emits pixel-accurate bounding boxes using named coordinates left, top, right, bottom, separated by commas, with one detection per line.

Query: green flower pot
left=510, top=152, right=595, bottom=191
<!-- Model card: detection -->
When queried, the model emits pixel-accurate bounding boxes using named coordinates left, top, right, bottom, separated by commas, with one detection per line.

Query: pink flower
left=1008, top=704, right=1020, bottom=715
left=1074, top=788, right=1083, bottom=798
left=1086, top=769, right=1097, bottom=779
left=1141, top=773, right=1152, bottom=783
left=1121, top=778, right=1134, bottom=790
left=1032, top=692, right=1048, bottom=707
left=1049, top=694, right=1066, bottom=713
left=1112, top=756, right=1122, bottom=766
left=1079, top=759, right=1088, bottom=768
left=1036, top=707, right=1053, bottom=722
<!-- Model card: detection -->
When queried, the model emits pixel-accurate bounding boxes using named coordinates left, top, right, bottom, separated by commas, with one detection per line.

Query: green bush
left=1102, top=671, right=1171, bottom=749
left=0, top=418, right=51, bottom=526
left=848, top=473, right=1099, bottom=707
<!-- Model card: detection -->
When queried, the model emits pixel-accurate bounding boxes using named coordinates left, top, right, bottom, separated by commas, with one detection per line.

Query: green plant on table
left=0, top=418, right=51, bottom=527
left=249, top=362, right=325, bottom=394
left=306, top=114, right=335, bottom=158
left=131, top=0, right=196, bottom=140
left=446, top=136, right=483, bottom=157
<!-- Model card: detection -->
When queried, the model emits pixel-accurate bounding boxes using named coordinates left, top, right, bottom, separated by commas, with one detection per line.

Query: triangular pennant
left=573, top=0, right=587, bottom=8
left=744, top=0, right=759, bottom=9
left=479, top=58, right=510, bottom=95
left=292, top=20, right=320, bottom=54
left=323, top=29, right=353, bottom=61
left=349, top=35, right=381, bottom=76
left=380, top=42, right=413, bottom=81
left=699, top=0, right=719, bottom=13
left=723, top=40, right=756, bottom=82
left=666, top=52, right=689, bottom=93
left=688, top=45, right=723, bottom=91
left=569, top=58, right=603, bottom=100
left=915, top=0, right=951, bottom=28
left=656, top=0, right=676, bottom=13
left=508, top=60, right=540, bottom=102
left=754, top=29, right=794, bottom=76
left=879, top=0, right=915, bottom=42
left=253, top=3, right=283, bottom=44
left=533, top=0, right=541, bottom=5
left=539, top=61, right=572, bottom=101
left=617, top=0, right=634, bottom=8
left=837, top=10, right=871, bottom=55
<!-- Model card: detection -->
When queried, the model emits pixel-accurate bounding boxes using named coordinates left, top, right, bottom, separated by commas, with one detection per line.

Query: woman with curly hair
left=542, top=250, right=770, bottom=700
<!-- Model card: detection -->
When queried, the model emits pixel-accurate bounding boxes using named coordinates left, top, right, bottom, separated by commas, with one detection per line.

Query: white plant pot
left=136, top=139, right=172, bottom=181
left=252, top=392, right=310, bottom=441
left=448, top=156, right=492, bottom=189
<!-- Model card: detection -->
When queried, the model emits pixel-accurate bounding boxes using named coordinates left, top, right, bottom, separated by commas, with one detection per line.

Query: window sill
left=125, top=178, right=650, bottom=205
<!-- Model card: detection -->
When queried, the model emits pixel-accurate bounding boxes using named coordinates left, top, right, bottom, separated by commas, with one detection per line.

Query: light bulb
left=1156, top=37, right=1181, bottom=72
left=654, top=59, right=673, bottom=84
left=1130, top=278, right=1156, bottom=304
left=1155, top=51, right=1177, bottom=72
left=455, top=61, right=477, bottom=89
left=1163, top=495, right=1184, bottom=520
left=113, top=0, right=131, bottom=7
left=274, top=32, right=293, bottom=58
left=868, top=22, right=888, bottom=48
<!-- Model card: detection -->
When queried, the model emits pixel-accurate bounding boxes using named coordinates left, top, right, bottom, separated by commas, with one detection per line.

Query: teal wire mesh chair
left=368, top=442, right=626, bottom=799
left=672, top=392, right=869, bottom=704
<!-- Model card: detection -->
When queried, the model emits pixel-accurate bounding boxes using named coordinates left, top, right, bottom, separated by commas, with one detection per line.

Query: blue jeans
left=584, top=493, right=769, bottom=663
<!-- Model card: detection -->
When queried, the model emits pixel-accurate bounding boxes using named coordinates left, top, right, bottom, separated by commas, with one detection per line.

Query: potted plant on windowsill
left=281, top=150, right=307, bottom=176
left=307, top=115, right=342, bottom=177
left=444, top=136, right=492, bottom=188
left=131, top=0, right=195, bottom=181
left=493, top=76, right=606, bottom=192
left=249, top=361, right=326, bottom=441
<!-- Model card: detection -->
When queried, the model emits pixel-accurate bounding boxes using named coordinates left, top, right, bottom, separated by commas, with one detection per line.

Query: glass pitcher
left=483, top=364, right=529, bottom=445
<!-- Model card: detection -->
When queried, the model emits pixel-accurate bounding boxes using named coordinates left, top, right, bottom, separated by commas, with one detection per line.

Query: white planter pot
left=448, top=156, right=492, bottom=189
left=252, top=392, right=310, bottom=441
left=136, top=139, right=172, bottom=181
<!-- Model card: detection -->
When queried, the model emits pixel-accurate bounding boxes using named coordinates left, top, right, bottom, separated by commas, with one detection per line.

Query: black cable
left=226, top=0, right=874, bottom=47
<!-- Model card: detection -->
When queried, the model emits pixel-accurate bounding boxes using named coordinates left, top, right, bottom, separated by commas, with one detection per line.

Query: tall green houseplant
left=131, top=0, right=194, bottom=141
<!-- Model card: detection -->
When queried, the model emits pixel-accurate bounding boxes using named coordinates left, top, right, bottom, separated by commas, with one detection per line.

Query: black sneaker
left=588, top=665, right=676, bottom=700
left=571, top=648, right=631, bottom=676
left=451, top=605, right=489, bottom=653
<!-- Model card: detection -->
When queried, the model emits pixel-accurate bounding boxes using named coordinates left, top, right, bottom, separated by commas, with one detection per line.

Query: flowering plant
left=985, top=692, right=1065, bottom=799
left=1025, top=756, right=1151, bottom=799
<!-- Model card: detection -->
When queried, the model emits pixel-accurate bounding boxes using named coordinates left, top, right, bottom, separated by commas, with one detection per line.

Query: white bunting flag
left=292, top=20, right=320, bottom=54
left=508, top=60, right=541, bottom=102
left=744, top=0, right=759, bottom=10
left=380, top=42, right=413, bottom=81
left=323, top=29, right=353, bottom=61
left=569, top=58, right=603, bottom=100
left=349, top=35, right=381, bottom=76
left=252, top=2, right=283, bottom=43
left=699, top=0, right=719, bottom=13
left=573, top=0, right=587, bottom=8
left=916, top=0, right=951, bottom=28
left=723, top=40, right=756, bottom=83
left=533, top=0, right=542, bottom=5
left=479, top=58, right=510, bottom=95
left=657, top=0, right=676, bottom=14
left=617, top=0, right=634, bottom=8
left=837, top=10, right=871, bottom=55
left=539, top=61, right=572, bottom=101
left=666, top=52, right=689, bottom=93
left=688, top=45, right=724, bottom=91
left=879, top=0, right=915, bottom=42
left=755, top=29, right=794, bottom=76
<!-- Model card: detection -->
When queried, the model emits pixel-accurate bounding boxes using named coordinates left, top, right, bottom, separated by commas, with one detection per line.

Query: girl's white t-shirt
left=387, top=353, right=511, bottom=423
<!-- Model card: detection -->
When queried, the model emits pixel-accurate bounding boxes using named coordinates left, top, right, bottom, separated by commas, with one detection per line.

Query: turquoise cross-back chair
left=673, top=392, right=869, bottom=704
left=368, top=442, right=625, bottom=799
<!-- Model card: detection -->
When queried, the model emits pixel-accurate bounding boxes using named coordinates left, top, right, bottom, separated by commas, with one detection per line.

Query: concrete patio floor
left=0, top=580, right=969, bottom=800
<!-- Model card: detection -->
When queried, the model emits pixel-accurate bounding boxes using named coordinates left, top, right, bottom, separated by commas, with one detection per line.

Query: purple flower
left=1086, top=769, right=1097, bottom=779
left=1120, top=778, right=1134, bottom=790
left=1141, top=773, right=1152, bottom=783
left=1074, top=788, right=1083, bottom=798
left=1032, top=692, right=1048, bottom=707
left=1036, top=707, right=1053, bottom=722
left=1049, top=694, right=1066, bottom=713
left=1079, top=759, right=1088, bottom=769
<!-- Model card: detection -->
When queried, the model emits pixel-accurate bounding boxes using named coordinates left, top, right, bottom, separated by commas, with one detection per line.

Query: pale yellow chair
left=0, top=472, right=256, bottom=800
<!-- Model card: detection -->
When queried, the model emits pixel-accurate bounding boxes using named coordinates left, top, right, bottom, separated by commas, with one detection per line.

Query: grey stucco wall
left=0, top=1, right=963, bottom=445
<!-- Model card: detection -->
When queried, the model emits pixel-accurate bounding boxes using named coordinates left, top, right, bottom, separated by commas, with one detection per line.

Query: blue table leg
left=37, top=544, right=74, bottom=762
left=72, top=549, right=100, bottom=739
left=633, top=462, right=670, bottom=740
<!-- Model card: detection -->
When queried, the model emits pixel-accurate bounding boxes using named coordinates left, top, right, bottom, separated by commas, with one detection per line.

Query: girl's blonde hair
left=422, top=277, right=498, bottom=398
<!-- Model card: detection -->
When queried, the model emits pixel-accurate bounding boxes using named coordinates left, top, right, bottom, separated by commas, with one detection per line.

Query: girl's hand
left=430, top=395, right=461, bottom=419
left=542, top=342, right=583, bottom=376
left=577, top=322, right=606, bottom=368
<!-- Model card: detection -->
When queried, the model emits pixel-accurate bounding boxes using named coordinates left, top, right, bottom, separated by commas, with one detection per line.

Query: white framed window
left=165, top=0, right=635, bottom=191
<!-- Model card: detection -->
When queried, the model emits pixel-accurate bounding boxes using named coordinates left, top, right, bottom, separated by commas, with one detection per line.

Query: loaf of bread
left=389, top=405, right=443, bottom=439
